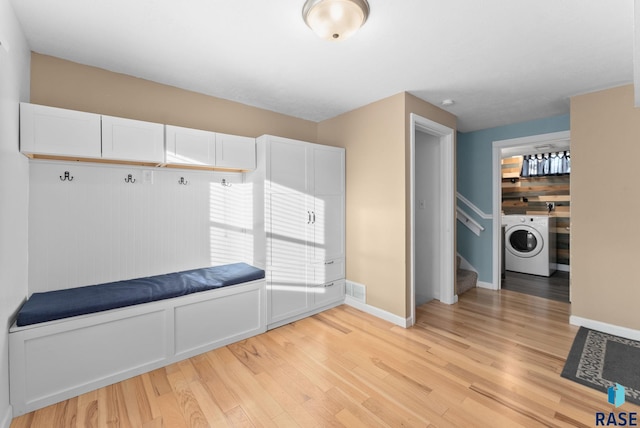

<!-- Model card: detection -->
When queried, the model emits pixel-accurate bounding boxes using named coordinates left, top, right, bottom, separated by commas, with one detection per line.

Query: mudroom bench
left=9, top=262, right=266, bottom=416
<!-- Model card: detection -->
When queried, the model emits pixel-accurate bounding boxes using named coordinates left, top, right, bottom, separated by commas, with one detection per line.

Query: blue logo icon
left=608, top=383, right=626, bottom=408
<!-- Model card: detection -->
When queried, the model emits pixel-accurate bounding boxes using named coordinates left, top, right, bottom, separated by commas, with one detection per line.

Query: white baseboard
left=1, top=405, right=12, bottom=428
left=476, top=281, right=497, bottom=290
left=569, top=316, right=640, bottom=341
left=551, top=263, right=570, bottom=272
left=344, top=296, right=411, bottom=328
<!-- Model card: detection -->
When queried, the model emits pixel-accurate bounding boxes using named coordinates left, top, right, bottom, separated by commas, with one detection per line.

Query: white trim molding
left=456, top=192, right=492, bottom=220
left=551, top=263, right=570, bottom=273
left=344, top=296, right=412, bottom=328
left=476, top=281, right=496, bottom=290
left=570, top=316, right=640, bottom=342
left=456, top=207, right=485, bottom=236
left=1, top=405, right=12, bottom=428
left=409, top=113, right=456, bottom=329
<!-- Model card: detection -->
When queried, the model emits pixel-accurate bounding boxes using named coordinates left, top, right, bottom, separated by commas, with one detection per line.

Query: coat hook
left=178, top=177, right=188, bottom=185
left=221, top=179, right=232, bottom=187
left=60, top=171, right=73, bottom=181
left=124, top=174, right=136, bottom=183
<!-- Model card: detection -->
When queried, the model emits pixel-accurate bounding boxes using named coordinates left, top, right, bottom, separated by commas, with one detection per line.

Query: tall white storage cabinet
left=253, top=135, right=345, bottom=328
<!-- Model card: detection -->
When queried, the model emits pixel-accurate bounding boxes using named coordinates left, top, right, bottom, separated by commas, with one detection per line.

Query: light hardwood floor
left=11, top=288, right=639, bottom=427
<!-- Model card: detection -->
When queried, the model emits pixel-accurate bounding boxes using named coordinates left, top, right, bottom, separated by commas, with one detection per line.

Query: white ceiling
left=9, top=0, right=635, bottom=132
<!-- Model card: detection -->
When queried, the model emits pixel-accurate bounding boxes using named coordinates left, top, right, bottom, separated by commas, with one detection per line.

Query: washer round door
left=505, top=225, right=544, bottom=258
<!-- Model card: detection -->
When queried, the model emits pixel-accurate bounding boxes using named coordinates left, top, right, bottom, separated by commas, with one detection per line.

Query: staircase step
left=456, top=268, right=477, bottom=295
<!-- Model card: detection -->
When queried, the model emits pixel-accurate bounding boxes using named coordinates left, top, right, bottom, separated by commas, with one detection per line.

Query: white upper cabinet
left=101, top=115, right=165, bottom=163
left=20, top=103, right=101, bottom=158
left=165, top=127, right=256, bottom=170
left=19, top=103, right=255, bottom=170
left=165, top=125, right=216, bottom=166
left=267, top=138, right=308, bottom=193
left=215, top=133, right=256, bottom=170
left=312, top=146, right=344, bottom=196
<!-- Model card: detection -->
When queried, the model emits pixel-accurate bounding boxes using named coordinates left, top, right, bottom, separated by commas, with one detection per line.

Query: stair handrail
left=456, top=192, right=492, bottom=220
left=456, top=207, right=485, bottom=236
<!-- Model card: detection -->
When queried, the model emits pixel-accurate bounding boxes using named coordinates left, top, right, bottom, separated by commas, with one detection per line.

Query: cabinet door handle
left=307, top=211, right=311, bottom=224
left=324, top=282, right=335, bottom=288
left=312, top=211, right=316, bottom=224
left=325, top=261, right=334, bottom=265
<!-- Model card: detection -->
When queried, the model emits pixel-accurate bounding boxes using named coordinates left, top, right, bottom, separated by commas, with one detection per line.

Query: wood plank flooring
left=11, top=289, right=638, bottom=427
left=502, top=270, right=570, bottom=302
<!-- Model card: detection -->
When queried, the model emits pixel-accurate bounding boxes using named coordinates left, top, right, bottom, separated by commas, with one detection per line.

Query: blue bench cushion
left=16, top=262, right=265, bottom=327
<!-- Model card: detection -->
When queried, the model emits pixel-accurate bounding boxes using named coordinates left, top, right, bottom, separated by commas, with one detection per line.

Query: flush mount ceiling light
left=302, top=0, right=370, bottom=41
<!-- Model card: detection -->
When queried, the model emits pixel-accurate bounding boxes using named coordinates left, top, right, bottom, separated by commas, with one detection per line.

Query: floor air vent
left=346, top=280, right=366, bottom=303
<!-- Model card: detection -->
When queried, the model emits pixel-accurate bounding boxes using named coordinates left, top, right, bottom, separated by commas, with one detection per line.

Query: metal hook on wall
left=60, top=171, right=73, bottom=181
left=221, top=179, right=232, bottom=187
left=124, top=174, right=136, bottom=183
left=178, top=177, right=189, bottom=185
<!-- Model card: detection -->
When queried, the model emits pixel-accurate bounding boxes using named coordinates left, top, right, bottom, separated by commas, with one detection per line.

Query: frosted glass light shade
left=302, top=0, right=370, bottom=41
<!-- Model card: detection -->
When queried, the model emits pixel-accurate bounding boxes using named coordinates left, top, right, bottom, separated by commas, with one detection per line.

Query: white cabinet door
left=310, top=193, right=345, bottom=266
left=268, top=193, right=309, bottom=269
left=165, top=125, right=216, bottom=166
left=265, top=141, right=310, bottom=324
left=309, top=146, right=345, bottom=266
left=268, top=138, right=308, bottom=194
left=309, top=146, right=345, bottom=300
left=312, top=146, right=344, bottom=196
left=313, top=279, right=345, bottom=308
left=101, top=115, right=164, bottom=163
left=20, top=103, right=101, bottom=158
left=215, top=133, right=256, bottom=170
left=267, top=192, right=311, bottom=322
left=268, top=268, right=312, bottom=322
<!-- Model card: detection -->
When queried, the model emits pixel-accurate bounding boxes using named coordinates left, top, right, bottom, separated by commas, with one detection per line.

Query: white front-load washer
left=502, top=215, right=556, bottom=277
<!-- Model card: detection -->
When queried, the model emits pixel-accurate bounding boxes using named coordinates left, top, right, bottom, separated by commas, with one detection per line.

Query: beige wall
left=404, top=93, right=457, bottom=132
left=318, top=94, right=407, bottom=316
left=30, top=53, right=317, bottom=142
left=318, top=93, right=456, bottom=318
left=570, top=84, right=640, bottom=330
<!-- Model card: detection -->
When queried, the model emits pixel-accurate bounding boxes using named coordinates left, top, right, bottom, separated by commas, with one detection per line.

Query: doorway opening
left=409, top=113, right=455, bottom=326
left=491, top=131, right=571, bottom=302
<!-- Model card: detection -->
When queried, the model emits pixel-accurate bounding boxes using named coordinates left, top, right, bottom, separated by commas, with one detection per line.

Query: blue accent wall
left=456, top=114, right=570, bottom=284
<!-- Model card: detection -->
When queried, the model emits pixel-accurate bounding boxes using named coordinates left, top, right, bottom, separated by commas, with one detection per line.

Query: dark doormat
left=561, top=327, right=640, bottom=405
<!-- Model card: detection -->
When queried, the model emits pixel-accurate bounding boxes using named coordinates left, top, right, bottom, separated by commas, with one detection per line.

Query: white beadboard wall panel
left=28, top=161, right=251, bottom=294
